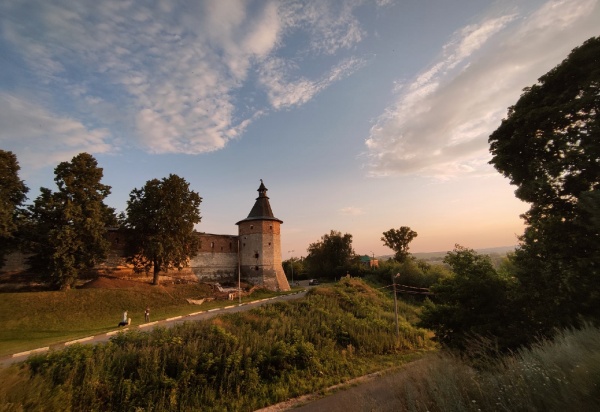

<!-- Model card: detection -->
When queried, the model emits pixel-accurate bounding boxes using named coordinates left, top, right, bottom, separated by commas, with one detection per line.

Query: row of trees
left=4, top=150, right=418, bottom=289
left=291, top=225, right=419, bottom=280
left=0, top=152, right=202, bottom=289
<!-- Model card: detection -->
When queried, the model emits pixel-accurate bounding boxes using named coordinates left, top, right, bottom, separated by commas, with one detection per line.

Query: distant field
left=378, top=245, right=517, bottom=262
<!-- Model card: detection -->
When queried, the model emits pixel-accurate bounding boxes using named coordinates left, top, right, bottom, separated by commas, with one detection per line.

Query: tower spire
left=237, top=180, right=282, bottom=223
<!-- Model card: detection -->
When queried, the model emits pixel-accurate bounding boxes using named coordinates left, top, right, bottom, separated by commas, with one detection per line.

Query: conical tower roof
left=236, top=180, right=283, bottom=225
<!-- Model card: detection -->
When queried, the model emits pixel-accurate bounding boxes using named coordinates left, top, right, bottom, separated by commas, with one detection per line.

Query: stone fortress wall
left=1, top=182, right=291, bottom=291
left=97, top=230, right=241, bottom=282
left=2, top=231, right=241, bottom=284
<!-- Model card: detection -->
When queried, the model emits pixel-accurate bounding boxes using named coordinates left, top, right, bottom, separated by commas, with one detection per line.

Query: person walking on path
left=144, top=307, right=150, bottom=322
left=118, top=310, right=129, bottom=327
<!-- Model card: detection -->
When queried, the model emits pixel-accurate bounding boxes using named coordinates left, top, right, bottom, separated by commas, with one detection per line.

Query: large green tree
left=381, top=226, right=418, bottom=263
left=124, top=174, right=202, bottom=285
left=305, top=230, right=355, bottom=279
left=419, top=246, right=520, bottom=352
left=0, top=150, right=29, bottom=265
left=489, top=36, right=600, bottom=333
left=27, top=153, right=115, bottom=289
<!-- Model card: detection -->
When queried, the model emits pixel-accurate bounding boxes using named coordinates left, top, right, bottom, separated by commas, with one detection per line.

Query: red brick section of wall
left=196, top=233, right=239, bottom=254
left=2, top=231, right=241, bottom=279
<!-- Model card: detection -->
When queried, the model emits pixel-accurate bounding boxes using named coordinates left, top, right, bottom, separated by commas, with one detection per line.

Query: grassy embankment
left=0, top=277, right=433, bottom=411
left=0, top=281, right=287, bottom=357
left=320, top=324, right=600, bottom=411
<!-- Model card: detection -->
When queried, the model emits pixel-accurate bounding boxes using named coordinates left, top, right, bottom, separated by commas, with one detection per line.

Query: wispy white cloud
left=259, top=56, right=366, bottom=110
left=366, top=0, right=599, bottom=179
left=340, top=206, right=364, bottom=216
left=0, top=0, right=373, bottom=163
left=279, top=0, right=365, bottom=55
left=0, top=93, right=113, bottom=169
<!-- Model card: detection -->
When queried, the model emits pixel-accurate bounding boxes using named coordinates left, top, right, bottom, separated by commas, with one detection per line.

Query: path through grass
left=0, top=280, right=287, bottom=357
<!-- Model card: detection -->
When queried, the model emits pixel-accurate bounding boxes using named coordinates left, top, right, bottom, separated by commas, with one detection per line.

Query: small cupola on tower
left=236, top=180, right=290, bottom=291
left=239, top=179, right=283, bottom=224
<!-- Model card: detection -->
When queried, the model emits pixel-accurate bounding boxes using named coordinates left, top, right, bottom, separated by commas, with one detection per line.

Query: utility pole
left=288, top=250, right=295, bottom=286
left=238, top=238, right=241, bottom=305
left=392, top=272, right=399, bottom=338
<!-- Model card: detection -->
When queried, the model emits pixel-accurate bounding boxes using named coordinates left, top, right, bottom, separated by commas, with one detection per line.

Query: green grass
left=3, top=277, right=593, bottom=411
left=0, top=277, right=434, bottom=411
left=0, top=283, right=289, bottom=357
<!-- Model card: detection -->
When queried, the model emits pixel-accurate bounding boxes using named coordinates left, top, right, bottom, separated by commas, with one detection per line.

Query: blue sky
left=1, top=0, right=598, bottom=259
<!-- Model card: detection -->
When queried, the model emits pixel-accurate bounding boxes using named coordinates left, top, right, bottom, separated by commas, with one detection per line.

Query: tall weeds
left=329, top=324, right=600, bottom=412
left=0, top=277, right=432, bottom=411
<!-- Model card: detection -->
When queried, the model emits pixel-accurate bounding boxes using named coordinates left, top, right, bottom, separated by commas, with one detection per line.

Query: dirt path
left=0, top=290, right=308, bottom=367
left=255, top=358, right=429, bottom=412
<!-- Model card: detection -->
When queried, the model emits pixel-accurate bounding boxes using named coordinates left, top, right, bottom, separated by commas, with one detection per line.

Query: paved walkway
left=0, top=290, right=307, bottom=367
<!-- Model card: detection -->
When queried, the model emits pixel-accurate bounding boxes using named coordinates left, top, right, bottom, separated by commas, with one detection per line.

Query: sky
left=1, top=0, right=598, bottom=259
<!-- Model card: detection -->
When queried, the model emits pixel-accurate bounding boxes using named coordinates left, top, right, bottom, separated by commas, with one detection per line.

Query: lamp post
left=237, top=238, right=241, bottom=305
left=288, top=250, right=295, bottom=286
left=393, top=273, right=399, bottom=338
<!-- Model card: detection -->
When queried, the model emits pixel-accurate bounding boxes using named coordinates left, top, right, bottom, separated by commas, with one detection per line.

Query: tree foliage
left=489, top=36, right=600, bottom=333
left=419, top=246, right=520, bottom=352
left=0, top=150, right=28, bottom=265
left=304, top=230, right=355, bottom=279
left=27, top=153, right=114, bottom=289
left=381, top=226, right=418, bottom=263
left=372, top=258, right=451, bottom=290
left=124, top=174, right=202, bottom=285
left=283, top=257, right=305, bottom=282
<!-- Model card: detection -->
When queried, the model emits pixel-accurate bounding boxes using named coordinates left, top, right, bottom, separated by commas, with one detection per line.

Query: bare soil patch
left=0, top=271, right=48, bottom=292
left=79, top=276, right=153, bottom=289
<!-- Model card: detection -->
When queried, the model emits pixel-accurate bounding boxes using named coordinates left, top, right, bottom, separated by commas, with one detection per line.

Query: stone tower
left=236, top=181, right=290, bottom=291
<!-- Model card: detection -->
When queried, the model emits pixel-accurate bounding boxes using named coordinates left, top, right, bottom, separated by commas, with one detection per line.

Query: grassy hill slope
left=0, top=278, right=256, bottom=357
left=0, top=277, right=433, bottom=411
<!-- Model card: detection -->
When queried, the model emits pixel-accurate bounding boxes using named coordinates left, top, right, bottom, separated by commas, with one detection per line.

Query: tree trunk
left=153, top=259, right=160, bottom=285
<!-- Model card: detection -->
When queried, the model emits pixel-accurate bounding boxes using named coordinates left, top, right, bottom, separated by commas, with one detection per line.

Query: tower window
left=229, top=242, right=232, bottom=251
left=250, top=225, right=254, bottom=229
left=211, top=242, right=214, bottom=248
left=254, top=252, right=259, bottom=259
